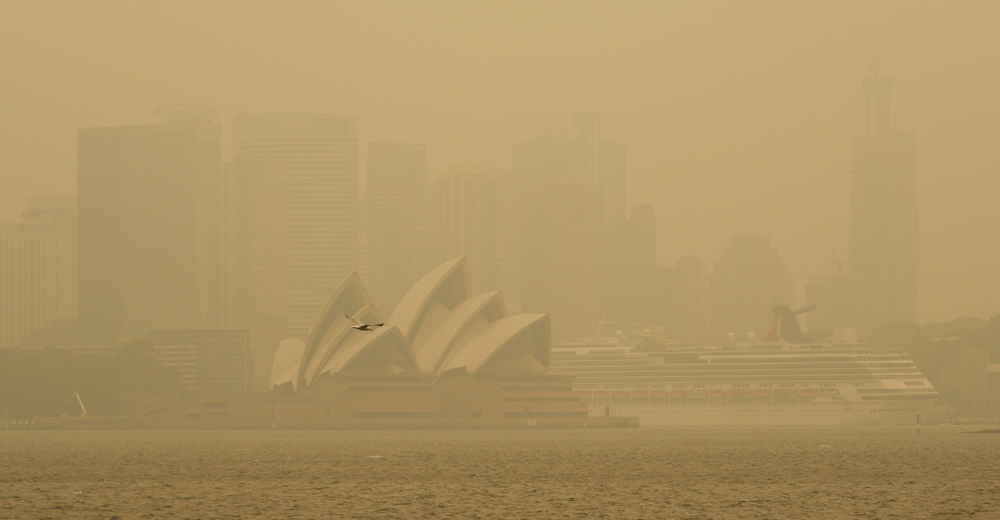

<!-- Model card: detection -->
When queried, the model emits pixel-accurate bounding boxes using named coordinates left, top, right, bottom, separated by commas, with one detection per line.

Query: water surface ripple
left=1, top=427, right=997, bottom=519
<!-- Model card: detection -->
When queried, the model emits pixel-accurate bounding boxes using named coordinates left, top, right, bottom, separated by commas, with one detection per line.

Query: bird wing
left=345, top=313, right=363, bottom=326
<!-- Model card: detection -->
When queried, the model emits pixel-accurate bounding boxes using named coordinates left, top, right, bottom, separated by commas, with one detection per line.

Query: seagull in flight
left=345, top=314, right=384, bottom=332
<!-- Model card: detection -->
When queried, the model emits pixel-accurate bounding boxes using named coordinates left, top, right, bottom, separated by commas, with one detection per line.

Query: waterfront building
left=710, top=234, right=795, bottom=341
left=0, top=198, right=77, bottom=348
left=145, top=328, right=253, bottom=395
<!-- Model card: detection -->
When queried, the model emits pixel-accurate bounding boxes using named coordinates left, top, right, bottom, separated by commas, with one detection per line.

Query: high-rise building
left=509, top=113, right=626, bottom=314
left=805, top=249, right=850, bottom=334
left=490, top=167, right=518, bottom=306
left=232, top=113, right=359, bottom=340
left=847, top=67, right=918, bottom=334
left=523, top=182, right=603, bottom=341
left=436, top=164, right=497, bottom=297
left=0, top=198, right=77, bottom=348
left=78, top=108, right=220, bottom=345
left=805, top=273, right=850, bottom=334
left=661, top=256, right=711, bottom=344
left=603, top=204, right=657, bottom=328
left=365, top=143, right=428, bottom=312
left=219, top=157, right=290, bottom=392
left=511, top=114, right=626, bottom=223
left=710, top=234, right=795, bottom=341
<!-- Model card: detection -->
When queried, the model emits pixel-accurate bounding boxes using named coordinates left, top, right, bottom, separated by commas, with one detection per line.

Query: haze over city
left=2, top=1, right=997, bottom=324
left=5, top=3, right=1000, bottom=518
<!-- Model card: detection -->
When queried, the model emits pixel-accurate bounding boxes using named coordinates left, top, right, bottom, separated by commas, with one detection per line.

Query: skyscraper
left=436, top=164, right=498, bottom=297
left=847, top=67, right=918, bottom=334
left=78, top=109, right=220, bottom=344
left=365, top=143, right=428, bottom=312
left=511, top=113, right=626, bottom=224
left=661, top=256, right=711, bottom=344
left=523, top=182, right=603, bottom=341
left=510, top=113, right=626, bottom=319
left=233, top=113, right=359, bottom=340
left=603, top=204, right=657, bottom=328
left=710, top=234, right=795, bottom=341
left=219, top=157, right=290, bottom=392
left=0, top=198, right=77, bottom=348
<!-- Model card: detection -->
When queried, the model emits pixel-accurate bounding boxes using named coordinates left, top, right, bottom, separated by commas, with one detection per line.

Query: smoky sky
left=1, top=1, right=997, bottom=323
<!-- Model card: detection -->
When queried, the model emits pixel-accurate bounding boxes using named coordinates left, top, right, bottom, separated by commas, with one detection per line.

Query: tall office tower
left=603, top=204, right=657, bottom=328
left=512, top=114, right=626, bottom=223
left=661, top=256, right=711, bottom=344
left=490, top=166, right=522, bottom=308
left=366, top=143, right=428, bottom=312
left=233, top=113, right=359, bottom=340
left=78, top=108, right=220, bottom=345
left=710, top=234, right=795, bottom=341
left=155, top=104, right=226, bottom=327
left=436, top=164, right=498, bottom=297
left=523, top=182, right=603, bottom=341
left=847, top=68, right=918, bottom=333
left=805, top=249, right=850, bottom=334
left=572, top=113, right=627, bottom=223
left=0, top=198, right=77, bottom=348
left=510, top=114, right=625, bottom=311
left=219, top=158, right=290, bottom=392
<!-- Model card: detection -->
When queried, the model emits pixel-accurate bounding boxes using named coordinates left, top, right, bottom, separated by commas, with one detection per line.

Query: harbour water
left=2, top=426, right=998, bottom=519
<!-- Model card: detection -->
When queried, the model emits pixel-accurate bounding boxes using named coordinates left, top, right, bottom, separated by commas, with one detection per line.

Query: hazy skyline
left=1, top=1, right=997, bottom=323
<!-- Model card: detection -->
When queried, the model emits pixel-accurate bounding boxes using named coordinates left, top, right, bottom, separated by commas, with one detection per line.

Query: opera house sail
left=140, top=257, right=632, bottom=429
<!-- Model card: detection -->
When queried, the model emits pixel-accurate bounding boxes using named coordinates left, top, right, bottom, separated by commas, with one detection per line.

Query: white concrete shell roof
left=270, top=338, right=305, bottom=392
left=320, top=325, right=418, bottom=377
left=303, top=303, right=385, bottom=387
left=412, top=290, right=507, bottom=373
left=298, top=271, right=371, bottom=387
left=438, top=313, right=551, bottom=376
left=389, top=257, right=469, bottom=346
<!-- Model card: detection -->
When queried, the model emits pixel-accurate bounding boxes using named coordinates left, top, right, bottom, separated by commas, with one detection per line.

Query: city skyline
left=1, top=2, right=998, bottom=324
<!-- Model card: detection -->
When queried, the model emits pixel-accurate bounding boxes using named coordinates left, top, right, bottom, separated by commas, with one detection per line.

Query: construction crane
left=831, top=248, right=844, bottom=276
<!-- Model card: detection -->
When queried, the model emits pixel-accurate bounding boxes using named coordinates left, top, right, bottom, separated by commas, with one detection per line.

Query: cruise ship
left=550, top=307, right=938, bottom=426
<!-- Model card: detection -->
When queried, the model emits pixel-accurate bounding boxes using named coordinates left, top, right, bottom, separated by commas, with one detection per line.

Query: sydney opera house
left=143, top=258, right=633, bottom=429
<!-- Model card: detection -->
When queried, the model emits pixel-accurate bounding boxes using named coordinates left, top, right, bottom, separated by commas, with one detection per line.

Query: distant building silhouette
left=510, top=114, right=626, bottom=334
left=220, top=157, right=290, bottom=392
left=848, top=67, right=918, bottom=334
left=490, top=167, right=518, bottom=306
left=710, top=234, right=795, bottom=341
left=660, top=256, right=711, bottom=344
left=603, top=204, right=657, bottom=329
left=365, top=143, right=429, bottom=313
left=78, top=107, right=220, bottom=344
left=522, top=182, right=603, bottom=341
left=511, top=113, right=626, bottom=224
left=805, top=250, right=850, bottom=334
left=145, top=328, right=254, bottom=395
left=232, top=113, right=359, bottom=340
left=0, top=197, right=77, bottom=348
left=436, top=164, right=498, bottom=297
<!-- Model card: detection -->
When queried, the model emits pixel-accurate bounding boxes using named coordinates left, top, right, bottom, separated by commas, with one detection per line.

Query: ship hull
left=591, top=400, right=933, bottom=426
